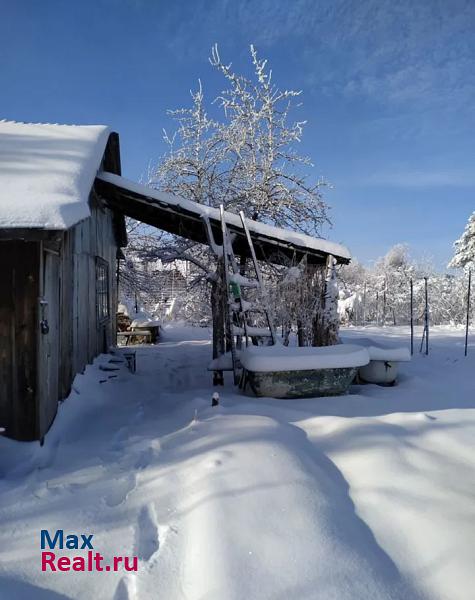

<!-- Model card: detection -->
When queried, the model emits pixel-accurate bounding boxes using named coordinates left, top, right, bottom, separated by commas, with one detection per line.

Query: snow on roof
left=97, top=172, right=352, bottom=261
left=0, top=120, right=111, bottom=229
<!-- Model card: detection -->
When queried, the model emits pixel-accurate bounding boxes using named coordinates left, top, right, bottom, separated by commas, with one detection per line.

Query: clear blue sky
left=1, top=0, right=474, bottom=268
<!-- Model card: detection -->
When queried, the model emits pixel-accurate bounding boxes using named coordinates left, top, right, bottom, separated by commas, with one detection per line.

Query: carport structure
left=95, top=171, right=351, bottom=382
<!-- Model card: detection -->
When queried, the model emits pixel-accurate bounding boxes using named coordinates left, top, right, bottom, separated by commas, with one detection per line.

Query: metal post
left=465, top=269, right=472, bottom=357
left=410, top=278, right=414, bottom=355
left=424, top=277, right=429, bottom=355
left=363, top=281, right=366, bottom=326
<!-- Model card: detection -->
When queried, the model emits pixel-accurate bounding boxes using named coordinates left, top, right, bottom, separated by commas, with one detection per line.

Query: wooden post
left=318, top=254, right=339, bottom=346
left=465, top=269, right=471, bottom=357
left=410, top=278, right=414, bottom=356
left=211, top=259, right=226, bottom=385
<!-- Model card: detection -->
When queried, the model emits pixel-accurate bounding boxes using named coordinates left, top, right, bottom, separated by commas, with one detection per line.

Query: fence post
left=410, top=278, right=414, bottom=355
left=424, top=276, right=429, bottom=355
left=363, top=281, right=366, bottom=326
left=465, top=269, right=472, bottom=357
left=419, top=277, right=429, bottom=355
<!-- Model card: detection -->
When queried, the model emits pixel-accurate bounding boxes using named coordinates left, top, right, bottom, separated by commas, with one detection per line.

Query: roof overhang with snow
left=95, top=172, right=351, bottom=265
left=0, top=121, right=126, bottom=246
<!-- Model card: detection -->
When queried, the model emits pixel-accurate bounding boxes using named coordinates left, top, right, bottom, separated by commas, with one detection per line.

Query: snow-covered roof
left=96, top=172, right=351, bottom=264
left=0, top=120, right=111, bottom=229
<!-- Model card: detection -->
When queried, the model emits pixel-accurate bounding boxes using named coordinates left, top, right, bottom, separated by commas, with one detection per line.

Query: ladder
left=213, top=205, right=277, bottom=384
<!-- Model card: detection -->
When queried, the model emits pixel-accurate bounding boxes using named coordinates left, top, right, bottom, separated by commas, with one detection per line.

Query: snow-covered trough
left=342, top=337, right=411, bottom=385
left=240, top=344, right=370, bottom=398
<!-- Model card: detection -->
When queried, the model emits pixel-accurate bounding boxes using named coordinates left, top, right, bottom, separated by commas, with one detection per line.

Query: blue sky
left=1, top=0, right=474, bottom=268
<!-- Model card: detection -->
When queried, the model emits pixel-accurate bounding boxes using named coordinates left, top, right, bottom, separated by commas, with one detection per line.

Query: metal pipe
left=410, top=278, right=414, bottom=355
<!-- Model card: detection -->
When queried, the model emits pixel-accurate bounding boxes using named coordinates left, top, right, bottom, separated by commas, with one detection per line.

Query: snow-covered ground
left=0, top=324, right=474, bottom=600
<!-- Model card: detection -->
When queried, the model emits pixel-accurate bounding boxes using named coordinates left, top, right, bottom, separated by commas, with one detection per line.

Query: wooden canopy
left=94, top=172, right=351, bottom=266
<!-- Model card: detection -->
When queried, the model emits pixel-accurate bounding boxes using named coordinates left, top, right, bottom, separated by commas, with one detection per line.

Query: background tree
left=338, top=243, right=468, bottom=327
left=449, top=212, right=475, bottom=271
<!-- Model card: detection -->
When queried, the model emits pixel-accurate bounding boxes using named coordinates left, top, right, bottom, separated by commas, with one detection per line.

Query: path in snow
left=0, top=324, right=474, bottom=600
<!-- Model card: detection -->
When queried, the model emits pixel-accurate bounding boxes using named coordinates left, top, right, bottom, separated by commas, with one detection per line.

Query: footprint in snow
left=135, top=504, right=160, bottom=561
left=131, top=404, right=145, bottom=425
left=204, top=450, right=233, bottom=469
left=114, top=574, right=137, bottom=600
left=134, top=442, right=160, bottom=470
left=109, top=427, right=129, bottom=452
left=104, top=474, right=136, bottom=507
left=416, top=412, right=437, bottom=421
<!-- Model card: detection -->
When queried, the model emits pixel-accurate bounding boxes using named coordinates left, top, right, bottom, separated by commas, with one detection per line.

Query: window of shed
left=96, top=258, right=110, bottom=323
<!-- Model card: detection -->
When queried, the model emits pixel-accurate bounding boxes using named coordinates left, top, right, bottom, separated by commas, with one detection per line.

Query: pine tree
left=449, top=212, right=475, bottom=271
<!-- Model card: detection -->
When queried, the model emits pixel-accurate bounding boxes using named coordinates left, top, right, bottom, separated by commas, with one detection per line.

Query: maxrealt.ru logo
left=41, top=530, right=138, bottom=572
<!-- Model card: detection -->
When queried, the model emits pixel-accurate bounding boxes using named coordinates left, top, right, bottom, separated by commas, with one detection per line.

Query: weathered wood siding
left=38, top=249, right=61, bottom=437
left=0, top=241, right=39, bottom=440
left=33, top=193, right=118, bottom=440
left=69, top=192, right=118, bottom=379
left=0, top=194, right=119, bottom=441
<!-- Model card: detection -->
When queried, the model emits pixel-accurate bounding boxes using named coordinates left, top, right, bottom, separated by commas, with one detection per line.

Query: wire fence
left=340, top=270, right=473, bottom=356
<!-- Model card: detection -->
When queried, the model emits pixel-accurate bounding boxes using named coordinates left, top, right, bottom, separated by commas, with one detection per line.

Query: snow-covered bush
left=338, top=244, right=470, bottom=327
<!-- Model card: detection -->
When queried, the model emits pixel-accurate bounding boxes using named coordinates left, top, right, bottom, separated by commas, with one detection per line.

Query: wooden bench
left=117, top=330, right=152, bottom=346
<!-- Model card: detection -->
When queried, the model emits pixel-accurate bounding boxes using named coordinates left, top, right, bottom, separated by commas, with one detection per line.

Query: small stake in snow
left=212, top=392, right=220, bottom=407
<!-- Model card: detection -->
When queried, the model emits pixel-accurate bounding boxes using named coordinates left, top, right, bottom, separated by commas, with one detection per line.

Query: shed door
left=38, top=251, right=60, bottom=437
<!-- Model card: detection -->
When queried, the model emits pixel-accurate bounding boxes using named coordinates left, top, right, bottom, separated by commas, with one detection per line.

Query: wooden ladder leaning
left=212, top=205, right=277, bottom=386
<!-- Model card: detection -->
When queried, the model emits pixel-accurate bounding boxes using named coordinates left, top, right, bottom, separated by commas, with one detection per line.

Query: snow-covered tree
left=121, top=44, right=333, bottom=348
left=449, top=212, right=475, bottom=271
left=209, top=45, right=328, bottom=233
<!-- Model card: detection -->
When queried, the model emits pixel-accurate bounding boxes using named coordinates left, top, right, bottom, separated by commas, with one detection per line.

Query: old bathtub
left=240, top=344, right=370, bottom=399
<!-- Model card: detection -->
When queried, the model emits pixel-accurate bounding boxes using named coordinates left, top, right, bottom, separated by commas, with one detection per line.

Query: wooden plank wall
left=38, top=250, right=61, bottom=438
left=0, top=195, right=118, bottom=440
left=0, top=241, right=39, bottom=440
left=69, top=193, right=118, bottom=383
left=59, top=231, right=74, bottom=400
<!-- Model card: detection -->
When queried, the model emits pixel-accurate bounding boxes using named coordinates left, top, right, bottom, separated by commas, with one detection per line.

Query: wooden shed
left=0, top=122, right=126, bottom=441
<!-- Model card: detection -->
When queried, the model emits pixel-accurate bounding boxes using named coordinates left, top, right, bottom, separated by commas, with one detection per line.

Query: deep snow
left=0, top=324, right=474, bottom=600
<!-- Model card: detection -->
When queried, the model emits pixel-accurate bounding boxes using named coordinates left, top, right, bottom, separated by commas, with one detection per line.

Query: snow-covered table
left=240, top=344, right=370, bottom=398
